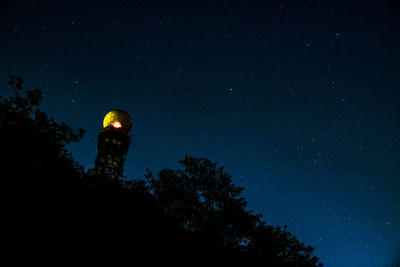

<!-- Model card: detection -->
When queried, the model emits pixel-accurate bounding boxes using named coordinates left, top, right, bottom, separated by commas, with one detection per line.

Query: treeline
left=0, top=77, right=323, bottom=266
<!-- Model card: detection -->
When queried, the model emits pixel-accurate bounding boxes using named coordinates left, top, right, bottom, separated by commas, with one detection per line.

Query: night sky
left=1, top=1, right=399, bottom=266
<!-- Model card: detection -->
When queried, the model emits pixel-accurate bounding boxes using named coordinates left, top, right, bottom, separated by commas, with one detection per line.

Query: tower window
left=111, top=121, right=122, bottom=128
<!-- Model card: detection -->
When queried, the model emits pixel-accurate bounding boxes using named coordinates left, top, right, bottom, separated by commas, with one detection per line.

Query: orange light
left=111, top=121, right=122, bottom=128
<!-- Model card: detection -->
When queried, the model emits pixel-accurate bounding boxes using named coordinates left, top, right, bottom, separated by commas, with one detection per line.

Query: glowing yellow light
left=103, top=109, right=132, bottom=131
left=111, top=121, right=122, bottom=128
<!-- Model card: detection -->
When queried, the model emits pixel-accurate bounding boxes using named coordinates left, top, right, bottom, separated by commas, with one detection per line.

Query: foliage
left=145, top=156, right=261, bottom=248
left=1, top=76, right=85, bottom=174
left=144, top=156, right=323, bottom=266
left=1, top=76, right=323, bottom=266
left=1, top=77, right=88, bottom=265
left=247, top=223, right=323, bottom=266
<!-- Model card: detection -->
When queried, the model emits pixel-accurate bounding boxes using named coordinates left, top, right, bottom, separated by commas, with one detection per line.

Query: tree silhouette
left=1, top=76, right=85, bottom=188
left=1, top=76, right=323, bottom=266
left=247, top=223, right=323, bottom=266
left=145, top=156, right=261, bottom=248
left=144, top=156, right=323, bottom=266
left=1, top=76, right=88, bottom=265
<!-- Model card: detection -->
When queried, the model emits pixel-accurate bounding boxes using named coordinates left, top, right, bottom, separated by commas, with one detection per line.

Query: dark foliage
left=144, top=157, right=262, bottom=248
left=144, top=157, right=323, bottom=267
left=1, top=77, right=323, bottom=266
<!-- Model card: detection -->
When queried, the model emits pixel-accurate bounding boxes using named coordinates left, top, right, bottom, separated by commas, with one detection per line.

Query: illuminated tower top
left=103, top=109, right=133, bottom=132
left=90, top=109, right=132, bottom=180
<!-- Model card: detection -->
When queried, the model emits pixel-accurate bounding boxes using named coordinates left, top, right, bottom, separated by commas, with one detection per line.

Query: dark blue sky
left=1, top=1, right=399, bottom=266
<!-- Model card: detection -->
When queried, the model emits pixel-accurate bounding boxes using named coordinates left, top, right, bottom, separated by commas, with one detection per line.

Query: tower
left=91, top=109, right=132, bottom=180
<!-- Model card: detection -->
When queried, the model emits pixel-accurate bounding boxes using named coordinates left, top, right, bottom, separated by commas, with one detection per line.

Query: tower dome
left=103, top=109, right=132, bottom=131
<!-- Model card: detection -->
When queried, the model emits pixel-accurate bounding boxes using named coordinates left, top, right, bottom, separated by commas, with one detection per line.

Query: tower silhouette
left=91, top=109, right=132, bottom=180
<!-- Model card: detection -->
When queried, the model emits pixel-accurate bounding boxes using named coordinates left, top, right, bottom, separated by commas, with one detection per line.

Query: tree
left=247, top=223, right=323, bottom=266
left=1, top=76, right=323, bottom=266
left=1, top=76, right=85, bottom=181
left=0, top=77, right=218, bottom=265
left=145, top=156, right=261, bottom=248
left=0, top=76, right=86, bottom=264
left=1, top=76, right=85, bottom=202
left=144, top=156, right=323, bottom=266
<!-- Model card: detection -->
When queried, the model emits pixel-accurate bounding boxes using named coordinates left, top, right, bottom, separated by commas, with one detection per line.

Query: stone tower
left=91, top=109, right=132, bottom=180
